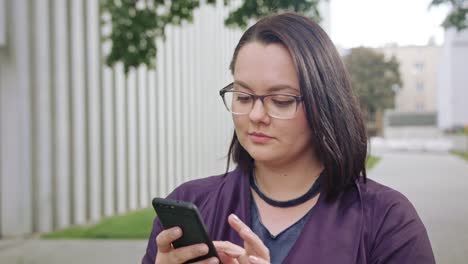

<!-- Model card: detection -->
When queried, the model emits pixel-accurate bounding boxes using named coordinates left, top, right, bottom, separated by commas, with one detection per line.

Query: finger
left=155, top=227, right=182, bottom=253
left=248, top=255, right=270, bottom=264
left=213, top=241, right=245, bottom=258
left=214, top=241, right=248, bottom=264
left=217, top=251, right=240, bottom=264
left=228, top=214, right=269, bottom=259
left=168, top=243, right=210, bottom=263
left=192, top=256, right=221, bottom=264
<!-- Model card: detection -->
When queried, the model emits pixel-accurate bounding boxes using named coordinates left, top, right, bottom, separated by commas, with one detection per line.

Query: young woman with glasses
left=143, top=12, right=435, bottom=264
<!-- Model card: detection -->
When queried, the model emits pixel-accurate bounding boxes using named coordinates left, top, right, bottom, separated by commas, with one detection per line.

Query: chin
left=244, top=147, right=279, bottom=163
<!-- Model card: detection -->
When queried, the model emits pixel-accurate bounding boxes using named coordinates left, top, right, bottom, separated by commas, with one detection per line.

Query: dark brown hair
left=225, top=13, right=368, bottom=202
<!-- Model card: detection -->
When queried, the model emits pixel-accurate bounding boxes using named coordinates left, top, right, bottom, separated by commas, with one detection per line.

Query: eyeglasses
left=219, top=83, right=303, bottom=120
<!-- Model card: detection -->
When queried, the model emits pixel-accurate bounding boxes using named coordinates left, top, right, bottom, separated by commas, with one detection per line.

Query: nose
left=248, top=99, right=269, bottom=123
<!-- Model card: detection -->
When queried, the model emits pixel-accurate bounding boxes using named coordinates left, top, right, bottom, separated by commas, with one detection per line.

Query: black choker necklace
left=249, top=170, right=323, bottom=208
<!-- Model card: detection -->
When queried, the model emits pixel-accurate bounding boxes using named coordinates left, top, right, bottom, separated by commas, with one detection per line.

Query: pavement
left=0, top=150, right=467, bottom=264
left=0, top=239, right=148, bottom=264
left=368, top=150, right=468, bottom=264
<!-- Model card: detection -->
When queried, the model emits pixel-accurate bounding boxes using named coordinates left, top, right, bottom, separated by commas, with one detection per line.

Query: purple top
left=142, top=167, right=435, bottom=263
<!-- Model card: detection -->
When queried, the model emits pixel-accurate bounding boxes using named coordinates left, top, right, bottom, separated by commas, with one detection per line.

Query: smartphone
left=152, top=197, right=221, bottom=263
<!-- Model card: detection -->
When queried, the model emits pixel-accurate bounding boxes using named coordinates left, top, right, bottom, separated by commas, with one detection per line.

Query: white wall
left=438, top=28, right=468, bottom=129
left=0, top=0, right=240, bottom=237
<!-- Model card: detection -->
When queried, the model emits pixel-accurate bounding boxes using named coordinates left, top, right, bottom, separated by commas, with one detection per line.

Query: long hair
left=225, top=13, right=368, bottom=203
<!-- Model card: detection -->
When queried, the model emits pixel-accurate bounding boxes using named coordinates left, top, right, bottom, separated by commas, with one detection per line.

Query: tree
left=430, top=0, right=468, bottom=31
left=102, top=0, right=467, bottom=74
left=343, top=47, right=402, bottom=121
left=100, top=0, right=325, bottom=74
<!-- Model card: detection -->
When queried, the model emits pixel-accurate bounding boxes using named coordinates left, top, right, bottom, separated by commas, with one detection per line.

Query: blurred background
left=0, top=0, right=467, bottom=263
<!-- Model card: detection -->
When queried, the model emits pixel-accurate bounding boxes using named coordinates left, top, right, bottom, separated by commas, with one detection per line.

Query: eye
left=271, top=96, right=295, bottom=107
left=235, top=93, right=252, bottom=103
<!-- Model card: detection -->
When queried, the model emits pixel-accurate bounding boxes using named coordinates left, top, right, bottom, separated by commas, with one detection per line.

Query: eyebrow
left=233, top=80, right=300, bottom=94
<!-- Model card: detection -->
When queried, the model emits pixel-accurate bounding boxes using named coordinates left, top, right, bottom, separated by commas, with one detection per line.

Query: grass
left=366, top=155, right=381, bottom=170
left=42, top=207, right=155, bottom=239
left=452, top=151, right=468, bottom=162
left=45, top=156, right=382, bottom=239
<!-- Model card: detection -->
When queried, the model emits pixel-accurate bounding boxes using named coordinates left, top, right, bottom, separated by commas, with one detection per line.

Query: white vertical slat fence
left=0, top=0, right=240, bottom=237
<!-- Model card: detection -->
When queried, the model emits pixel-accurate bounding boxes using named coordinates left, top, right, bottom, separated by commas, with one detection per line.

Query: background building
left=378, top=44, right=440, bottom=113
left=438, top=28, right=468, bottom=130
left=377, top=44, right=441, bottom=139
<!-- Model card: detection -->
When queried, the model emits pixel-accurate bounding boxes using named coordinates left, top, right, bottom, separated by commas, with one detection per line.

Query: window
left=413, top=62, right=424, bottom=73
left=415, top=103, right=425, bottom=112
left=416, top=82, right=424, bottom=92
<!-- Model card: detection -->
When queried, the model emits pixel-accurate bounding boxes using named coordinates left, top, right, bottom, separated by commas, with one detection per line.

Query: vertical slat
left=114, top=64, right=127, bottom=214
left=156, top=38, right=167, bottom=197
left=70, top=0, right=87, bottom=224
left=0, top=0, right=33, bottom=236
left=185, top=16, right=193, bottom=182
left=194, top=9, right=202, bottom=178
left=127, top=70, right=138, bottom=210
left=166, top=27, right=175, bottom=192
left=102, top=64, right=115, bottom=216
left=148, top=68, right=157, bottom=199
left=181, top=24, right=190, bottom=182
left=173, top=28, right=182, bottom=186
left=101, top=11, right=115, bottom=217
left=200, top=5, right=209, bottom=176
left=52, top=0, right=71, bottom=230
left=138, top=66, right=149, bottom=207
left=32, top=0, right=53, bottom=232
left=86, top=0, right=101, bottom=221
left=188, top=17, right=197, bottom=181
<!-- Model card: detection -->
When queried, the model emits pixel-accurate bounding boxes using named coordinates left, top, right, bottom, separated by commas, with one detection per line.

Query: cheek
left=232, top=116, right=247, bottom=139
left=288, top=111, right=312, bottom=141
left=232, top=116, right=243, bottom=130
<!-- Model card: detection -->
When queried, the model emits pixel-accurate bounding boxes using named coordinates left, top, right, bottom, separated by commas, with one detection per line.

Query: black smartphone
left=152, top=197, right=221, bottom=263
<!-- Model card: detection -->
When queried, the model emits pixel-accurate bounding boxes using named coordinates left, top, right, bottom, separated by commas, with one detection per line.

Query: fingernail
left=172, top=228, right=181, bottom=237
left=209, top=257, right=219, bottom=264
left=249, top=255, right=259, bottom=263
left=198, top=245, right=209, bottom=254
left=231, top=214, right=240, bottom=221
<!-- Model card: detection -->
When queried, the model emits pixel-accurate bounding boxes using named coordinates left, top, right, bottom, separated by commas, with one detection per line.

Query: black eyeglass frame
left=218, top=82, right=304, bottom=119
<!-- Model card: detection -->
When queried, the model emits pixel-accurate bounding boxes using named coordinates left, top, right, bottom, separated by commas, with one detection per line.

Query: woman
left=142, top=13, right=435, bottom=264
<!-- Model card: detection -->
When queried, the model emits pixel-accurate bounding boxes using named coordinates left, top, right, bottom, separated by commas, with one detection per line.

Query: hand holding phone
left=152, top=198, right=221, bottom=264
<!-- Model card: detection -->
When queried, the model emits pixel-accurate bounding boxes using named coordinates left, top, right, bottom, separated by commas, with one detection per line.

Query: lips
left=248, top=132, right=273, bottom=144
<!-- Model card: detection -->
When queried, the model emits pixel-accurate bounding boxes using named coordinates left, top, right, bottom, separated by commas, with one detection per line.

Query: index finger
left=227, top=214, right=269, bottom=260
left=155, top=226, right=182, bottom=253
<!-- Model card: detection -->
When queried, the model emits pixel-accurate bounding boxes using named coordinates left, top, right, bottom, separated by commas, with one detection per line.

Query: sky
left=329, top=0, right=451, bottom=48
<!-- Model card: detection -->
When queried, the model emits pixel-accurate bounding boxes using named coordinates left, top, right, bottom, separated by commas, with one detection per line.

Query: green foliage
left=430, top=0, right=468, bottom=31
left=100, top=0, right=324, bottom=74
left=366, top=155, right=381, bottom=170
left=344, top=48, right=402, bottom=116
left=452, top=150, right=468, bottom=162
left=224, top=0, right=322, bottom=28
left=43, top=208, right=155, bottom=239
left=101, top=0, right=213, bottom=73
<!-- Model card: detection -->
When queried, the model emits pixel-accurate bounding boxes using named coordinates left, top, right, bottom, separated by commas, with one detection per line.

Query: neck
left=254, top=151, right=323, bottom=201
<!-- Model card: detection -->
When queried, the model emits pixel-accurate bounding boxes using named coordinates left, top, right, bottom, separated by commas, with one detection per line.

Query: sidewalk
left=369, top=151, right=468, bottom=264
left=0, top=239, right=148, bottom=264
